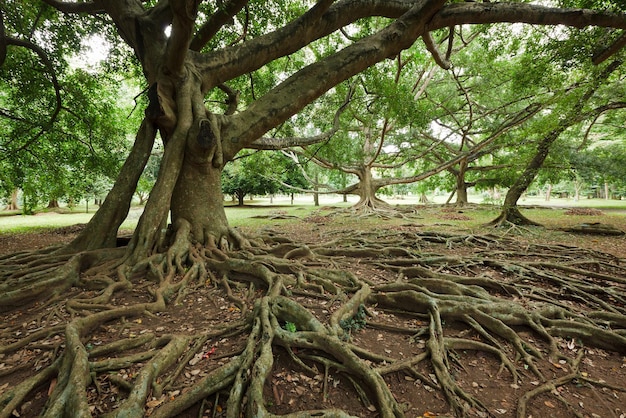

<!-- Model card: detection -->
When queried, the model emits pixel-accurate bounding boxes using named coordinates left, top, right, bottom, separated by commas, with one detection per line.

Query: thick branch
left=165, top=0, right=198, bottom=76
left=196, top=0, right=423, bottom=88
left=248, top=83, right=355, bottom=151
left=222, top=0, right=447, bottom=155
left=40, top=0, right=104, bottom=14
left=428, top=3, right=626, bottom=31
left=593, top=32, right=626, bottom=65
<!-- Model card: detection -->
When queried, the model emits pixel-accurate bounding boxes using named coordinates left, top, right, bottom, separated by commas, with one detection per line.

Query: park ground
left=1, top=196, right=626, bottom=417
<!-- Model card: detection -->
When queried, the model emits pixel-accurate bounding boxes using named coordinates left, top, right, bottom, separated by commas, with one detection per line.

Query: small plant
left=339, top=304, right=367, bottom=336
left=283, top=321, right=297, bottom=333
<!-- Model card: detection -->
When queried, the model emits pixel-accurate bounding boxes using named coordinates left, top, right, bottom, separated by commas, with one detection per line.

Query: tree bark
left=453, top=159, right=469, bottom=206
left=171, top=155, right=230, bottom=247
left=352, top=167, right=389, bottom=210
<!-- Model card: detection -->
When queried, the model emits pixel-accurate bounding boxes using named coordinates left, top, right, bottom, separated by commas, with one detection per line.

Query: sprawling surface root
left=1, top=220, right=625, bottom=418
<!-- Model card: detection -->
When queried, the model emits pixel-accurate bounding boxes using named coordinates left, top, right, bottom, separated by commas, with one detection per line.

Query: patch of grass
left=1, top=198, right=625, bottom=235
left=0, top=212, right=95, bottom=233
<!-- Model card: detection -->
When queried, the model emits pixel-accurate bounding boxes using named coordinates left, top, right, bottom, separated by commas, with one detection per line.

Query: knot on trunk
left=188, top=114, right=224, bottom=168
left=197, top=118, right=216, bottom=149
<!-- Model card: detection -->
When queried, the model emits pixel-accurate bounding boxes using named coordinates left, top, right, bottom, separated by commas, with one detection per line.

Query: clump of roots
left=1, top=221, right=626, bottom=418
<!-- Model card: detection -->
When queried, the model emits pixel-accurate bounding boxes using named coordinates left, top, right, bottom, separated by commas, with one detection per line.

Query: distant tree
left=489, top=59, right=626, bottom=226
left=136, top=153, right=162, bottom=205
left=0, top=66, right=135, bottom=213
left=222, top=152, right=283, bottom=206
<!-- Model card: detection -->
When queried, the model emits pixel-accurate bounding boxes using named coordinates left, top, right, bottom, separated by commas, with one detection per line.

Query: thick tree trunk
left=313, top=172, right=320, bottom=206
left=352, top=168, right=389, bottom=210
left=452, top=160, right=469, bottom=206
left=171, top=158, right=230, bottom=247
left=488, top=142, right=550, bottom=227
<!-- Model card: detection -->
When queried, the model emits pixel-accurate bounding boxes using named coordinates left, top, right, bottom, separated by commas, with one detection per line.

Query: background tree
left=489, top=57, right=626, bottom=226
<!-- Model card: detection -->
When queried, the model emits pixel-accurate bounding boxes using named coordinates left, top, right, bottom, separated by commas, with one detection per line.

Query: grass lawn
left=1, top=193, right=625, bottom=234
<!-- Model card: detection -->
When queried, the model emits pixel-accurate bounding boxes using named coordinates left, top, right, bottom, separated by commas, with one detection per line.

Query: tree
left=222, top=152, right=280, bottom=206
left=489, top=58, right=626, bottom=226
left=2, top=1, right=626, bottom=417
left=136, top=153, right=163, bottom=205
left=0, top=63, right=134, bottom=213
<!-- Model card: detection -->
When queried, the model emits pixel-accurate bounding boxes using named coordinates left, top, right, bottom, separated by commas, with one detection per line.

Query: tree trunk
left=237, top=191, right=245, bottom=206
left=487, top=138, right=552, bottom=227
left=313, top=172, right=320, bottom=206
left=352, top=167, right=389, bottom=210
left=453, top=160, right=469, bottom=206
left=488, top=61, right=620, bottom=227
left=47, top=199, right=59, bottom=209
left=545, top=184, right=552, bottom=202
left=5, top=189, right=19, bottom=210
left=171, top=157, right=230, bottom=247
left=605, top=182, right=610, bottom=200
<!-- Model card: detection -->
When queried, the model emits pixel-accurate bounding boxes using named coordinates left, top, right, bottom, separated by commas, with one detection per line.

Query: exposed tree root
left=1, top=224, right=626, bottom=417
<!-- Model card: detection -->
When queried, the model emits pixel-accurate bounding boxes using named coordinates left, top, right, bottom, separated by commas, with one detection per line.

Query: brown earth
left=1, top=205, right=626, bottom=418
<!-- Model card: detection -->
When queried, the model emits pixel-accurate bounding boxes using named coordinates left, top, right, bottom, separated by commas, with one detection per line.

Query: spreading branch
left=190, top=0, right=249, bottom=51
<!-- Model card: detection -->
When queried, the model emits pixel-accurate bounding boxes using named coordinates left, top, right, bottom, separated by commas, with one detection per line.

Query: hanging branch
left=218, top=83, right=241, bottom=115
left=592, top=32, right=626, bottom=65
left=423, top=31, right=451, bottom=70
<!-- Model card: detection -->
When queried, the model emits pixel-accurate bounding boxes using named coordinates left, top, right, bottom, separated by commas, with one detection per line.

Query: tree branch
left=0, top=10, right=6, bottom=66
left=221, top=0, right=448, bottom=156
left=428, top=3, right=626, bottom=32
left=165, top=0, right=199, bottom=77
left=423, top=31, right=451, bottom=69
left=249, top=83, right=355, bottom=151
left=0, top=37, right=62, bottom=160
left=40, top=0, right=105, bottom=14
left=190, top=0, right=249, bottom=51
left=195, top=0, right=421, bottom=88
left=593, top=32, right=626, bottom=65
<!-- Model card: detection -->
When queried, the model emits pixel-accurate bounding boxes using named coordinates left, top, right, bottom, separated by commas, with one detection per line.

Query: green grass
left=1, top=194, right=625, bottom=234
left=0, top=201, right=324, bottom=233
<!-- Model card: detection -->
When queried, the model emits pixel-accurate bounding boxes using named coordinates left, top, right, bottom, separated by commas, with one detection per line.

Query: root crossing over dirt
left=1, top=221, right=626, bottom=417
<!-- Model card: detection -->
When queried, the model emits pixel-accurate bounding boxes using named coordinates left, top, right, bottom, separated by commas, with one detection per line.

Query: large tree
left=2, top=1, right=626, bottom=417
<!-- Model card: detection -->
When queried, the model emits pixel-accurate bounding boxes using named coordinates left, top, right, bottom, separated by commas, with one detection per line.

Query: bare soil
left=1, top=205, right=626, bottom=418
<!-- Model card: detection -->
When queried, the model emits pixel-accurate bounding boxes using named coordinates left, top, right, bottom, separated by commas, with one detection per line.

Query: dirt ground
left=1, top=205, right=626, bottom=418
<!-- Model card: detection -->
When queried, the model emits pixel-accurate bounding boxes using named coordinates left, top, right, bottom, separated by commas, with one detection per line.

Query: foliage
left=339, top=304, right=367, bottom=336
left=222, top=152, right=308, bottom=204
